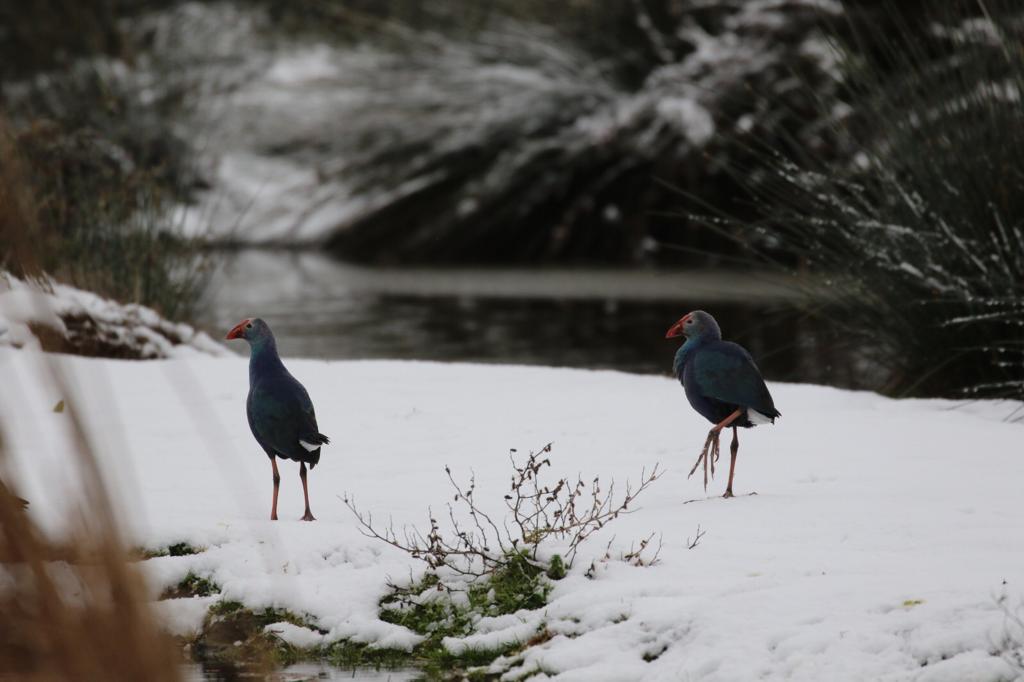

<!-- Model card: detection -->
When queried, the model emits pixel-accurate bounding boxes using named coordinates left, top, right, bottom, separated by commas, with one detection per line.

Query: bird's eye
left=245, top=322, right=253, bottom=330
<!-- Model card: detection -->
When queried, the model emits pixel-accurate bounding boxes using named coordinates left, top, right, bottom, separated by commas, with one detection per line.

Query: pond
left=197, top=250, right=870, bottom=389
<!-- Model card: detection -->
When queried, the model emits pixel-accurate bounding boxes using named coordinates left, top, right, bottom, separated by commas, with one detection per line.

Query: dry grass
left=0, top=422, right=183, bottom=681
left=0, top=113, right=210, bottom=321
left=0, top=158, right=185, bottom=679
left=0, top=120, right=44, bottom=279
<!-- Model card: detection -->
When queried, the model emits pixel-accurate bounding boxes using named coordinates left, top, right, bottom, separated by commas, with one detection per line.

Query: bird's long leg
left=724, top=426, right=739, bottom=498
left=703, top=434, right=709, bottom=490
left=687, top=409, right=744, bottom=492
left=689, top=430, right=717, bottom=491
left=270, top=457, right=281, bottom=521
left=299, top=462, right=315, bottom=521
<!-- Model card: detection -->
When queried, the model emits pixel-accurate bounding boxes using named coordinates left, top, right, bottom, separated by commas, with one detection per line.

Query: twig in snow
left=342, top=443, right=663, bottom=580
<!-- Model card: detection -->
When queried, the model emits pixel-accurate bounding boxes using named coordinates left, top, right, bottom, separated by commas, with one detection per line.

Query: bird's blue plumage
left=239, top=319, right=329, bottom=468
left=672, top=312, right=780, bottom=428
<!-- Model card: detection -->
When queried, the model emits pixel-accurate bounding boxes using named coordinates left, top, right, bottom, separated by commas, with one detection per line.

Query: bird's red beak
left=665, top=314, right=690, bottom=339
left=225, top=319, right=251, bottom=340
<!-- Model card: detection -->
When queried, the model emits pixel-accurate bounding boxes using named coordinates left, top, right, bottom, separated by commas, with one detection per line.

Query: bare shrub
left=343, top=443, right=662, bottom=579
left=994, top=592, right=1024, bottom=674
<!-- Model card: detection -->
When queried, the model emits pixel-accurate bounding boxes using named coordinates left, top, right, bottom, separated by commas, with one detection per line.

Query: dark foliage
left=311, top=0, right=842, bottom=264
left=712, top=0, right=1024, bottom=401
left=0, top=119, right=209, bottom=320
left=1, top=0, right=209, bottom=321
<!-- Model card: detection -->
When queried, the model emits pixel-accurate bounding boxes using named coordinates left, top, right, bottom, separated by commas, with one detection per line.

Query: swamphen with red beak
left=666, top=310, right=780, bottom=497
left=226, top=318, right=329, bottom=521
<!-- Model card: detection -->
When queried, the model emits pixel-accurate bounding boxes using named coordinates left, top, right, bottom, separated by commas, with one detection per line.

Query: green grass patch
left=206, top=601, right=311, bottom=627
left=139, top=541, right=204, bottom=559
left=161, top=572, right=220, bottom=599
left=135, top=541, right=204, bottom=560
left=545, top=554, right=566, bottom=581
left=373, top=551, right=552, bottom=676
left=319, top=640, right=414, bottom=669
left=167, top=542, right=203, bottom=557
left=207, top=599, right=244, bottom=616
left=476, top=551, right=551, bottom=614
left=191, top=552, right=555, bottom=678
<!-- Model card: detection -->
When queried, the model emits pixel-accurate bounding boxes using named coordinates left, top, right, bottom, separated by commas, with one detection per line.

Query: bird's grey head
left=665, top=310, right=722, bottom=341
left=225, top=317, right=274, bottom=345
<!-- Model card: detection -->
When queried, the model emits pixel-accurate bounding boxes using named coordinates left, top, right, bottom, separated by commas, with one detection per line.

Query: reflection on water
left=184, top=662, right=418, bottom=681
left=198, top=250, right=870, bottom=389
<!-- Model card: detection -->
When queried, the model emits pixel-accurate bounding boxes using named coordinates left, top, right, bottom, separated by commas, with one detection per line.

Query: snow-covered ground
left=2, top=347, right=1022, bottom=680
left=0, top=273, right=225, bottom=358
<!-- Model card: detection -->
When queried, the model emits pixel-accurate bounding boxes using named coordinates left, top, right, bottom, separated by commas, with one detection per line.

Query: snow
left=154, top=595, right=219, bottom=637
left=0, top=279, right=66, bottom=348
left=0, top=273, right=227, bottom=358
left=1, top=348, right=1022, bottom=680
left=655, top=97, right=715, bottom=146
left=444, top=612, right=542, bottom=657
left=136, top=1, right=845, bottom=247
left=265, top=621, right=325, bottom=649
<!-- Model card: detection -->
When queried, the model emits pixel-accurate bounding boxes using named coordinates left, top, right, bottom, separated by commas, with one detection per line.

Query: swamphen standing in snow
left=226, top=318, right=329, bottom=521
left=666, top=310, right=780, bottom=498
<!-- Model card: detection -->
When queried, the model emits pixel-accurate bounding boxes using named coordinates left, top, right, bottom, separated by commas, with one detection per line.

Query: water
left=197, top=250, right=864, bottom=389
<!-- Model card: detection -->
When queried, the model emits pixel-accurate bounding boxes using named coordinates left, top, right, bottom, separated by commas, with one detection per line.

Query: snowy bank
left=138, top=1, right=842, bottom=260
left=1, top=351, right=1022, bottom=680
left=0, top=273, right=226, bottom=359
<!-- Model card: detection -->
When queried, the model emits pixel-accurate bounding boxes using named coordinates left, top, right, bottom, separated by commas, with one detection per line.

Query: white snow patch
left=1, top=352, right=1021, bottom=679
left=443, top=613, right=544, bottom=656
left=153, top=596, right=219, bottom=637
left=265, top=45, right=341, bottom=85
left=655, top=97, right=715, bottom=146
left=264, top=621, right=325, bottom=649
left=0, top=272, right=227, bottom=358
left=899, top=262, right=925, bottom=278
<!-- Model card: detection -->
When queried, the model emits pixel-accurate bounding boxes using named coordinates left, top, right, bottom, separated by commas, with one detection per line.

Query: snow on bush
left=124, top=0, right=845, bottom=261
left=717, top=2, right=1024, bottom=401
left=0, top=272, right=225, bottom=359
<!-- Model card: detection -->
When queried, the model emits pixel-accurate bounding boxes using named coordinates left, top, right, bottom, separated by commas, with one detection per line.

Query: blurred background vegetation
left=0, top=0, right=1020, bottom=403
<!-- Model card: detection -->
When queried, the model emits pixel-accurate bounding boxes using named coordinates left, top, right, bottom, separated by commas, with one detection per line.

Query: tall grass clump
left=1, top=0, right=210, bottom=322
left=725, top=1, right=1024, bottom=401
left=0, top=117, right=209, bottom=321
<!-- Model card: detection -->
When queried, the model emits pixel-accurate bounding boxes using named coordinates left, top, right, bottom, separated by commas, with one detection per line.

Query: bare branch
left=687, top=524, right=706, bottom=550
left=342, top=444, right=664, bottom=581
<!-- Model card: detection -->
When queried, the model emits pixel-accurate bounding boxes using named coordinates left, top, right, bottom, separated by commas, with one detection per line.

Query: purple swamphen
left=226, top=318, right=329, bottom=521
left=666, top=310, right=780, bottom=498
